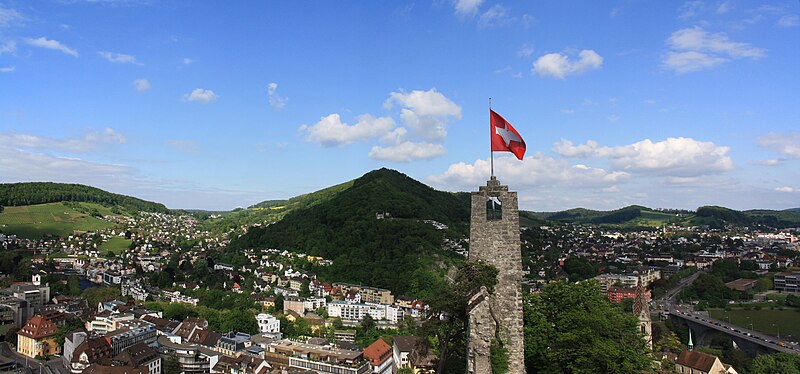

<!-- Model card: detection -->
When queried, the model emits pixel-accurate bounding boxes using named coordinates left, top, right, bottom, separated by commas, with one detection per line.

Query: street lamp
left=773, top=324, right=780, bottom=339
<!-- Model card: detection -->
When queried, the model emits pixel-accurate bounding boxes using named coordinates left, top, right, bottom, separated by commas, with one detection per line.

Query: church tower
left=633, top=277, right=652, bottom=349
left=466, top=177, right=525, bottom=374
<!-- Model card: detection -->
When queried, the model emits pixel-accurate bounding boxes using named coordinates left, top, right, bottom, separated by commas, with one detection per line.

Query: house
left=256, top=313, right=280, bottom=334
left=391, top=336, right=436, bottom=373
left=211, top=355, right=270, bottom=374
left=69, top=336, right=114, bottom=374
left=363, top=339, right=393, bottom=374
left=17, top=313, right=64, bottom=358
left=674, top=350, right=738, bottom=374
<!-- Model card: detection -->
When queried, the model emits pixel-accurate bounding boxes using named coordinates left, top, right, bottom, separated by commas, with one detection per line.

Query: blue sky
left=1, top=0, right=798, bottom=211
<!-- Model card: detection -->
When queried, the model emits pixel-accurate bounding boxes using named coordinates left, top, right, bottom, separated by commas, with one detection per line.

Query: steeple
left=688, top=328, right=694, bottom=352
left=632, top=276, right=652, bottom=349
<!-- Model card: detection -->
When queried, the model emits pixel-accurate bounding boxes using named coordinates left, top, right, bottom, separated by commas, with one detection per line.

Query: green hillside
left=230, top=168, right=469, bottom=296
left=527, top=205, right=691, bottom=228
left=200, top=180, right=355, bottom=233
left=0, top=202, right=117, bottom=239
left=0, top=182, right=169, bottom=213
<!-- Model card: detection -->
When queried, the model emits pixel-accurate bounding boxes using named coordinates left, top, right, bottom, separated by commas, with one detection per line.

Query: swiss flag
left=490, top=109, right=526, bottom=160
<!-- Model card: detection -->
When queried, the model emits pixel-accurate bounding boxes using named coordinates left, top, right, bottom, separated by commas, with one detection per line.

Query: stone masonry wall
left=466, top=177, right=525, bottom=374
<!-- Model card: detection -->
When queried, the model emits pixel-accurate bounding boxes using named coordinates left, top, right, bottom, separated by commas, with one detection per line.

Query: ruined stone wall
left=466, top=177, right=525, bottom=374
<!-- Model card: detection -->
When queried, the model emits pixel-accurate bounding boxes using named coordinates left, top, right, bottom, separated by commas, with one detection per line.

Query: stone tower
left=633, top=277, right=652, bottom=349
left=466, top=177, right=524, bottom=374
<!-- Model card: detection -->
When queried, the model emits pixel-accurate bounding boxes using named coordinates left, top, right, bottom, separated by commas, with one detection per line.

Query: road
left=654, top=269, right=799, bottom=354
left=0, top=343, right=66, bottom=374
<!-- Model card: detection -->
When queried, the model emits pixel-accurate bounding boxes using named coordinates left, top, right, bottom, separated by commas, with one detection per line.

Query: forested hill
left=0, top=182, right=169, bottom=213
left=230, top=168, right=470, bottom=296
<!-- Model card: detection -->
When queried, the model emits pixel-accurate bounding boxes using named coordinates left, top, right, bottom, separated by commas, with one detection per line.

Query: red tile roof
left=363, top=339, right=392, bottom=366
left=18, top=315, right=59, bottom=339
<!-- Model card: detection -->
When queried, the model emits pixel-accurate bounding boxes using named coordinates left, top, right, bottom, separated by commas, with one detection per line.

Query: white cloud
left=757, top=132, right=800, bottom=158
left=25, top=37, right=79, bottom=57
left=454, top=0, right=483, bottom=16
left=663, top=27, right=764, bottom=73
left=0, top=146, right=133, bottom=182
left=384, top=88, right=462, bottom=141
left=532, top=49, right=603, bottom=79
left=716, top=1, right=732, bottom=14
left=663, top=51, right=726, bottom=73
left=757, top=159, right=781, bottom=166
left=775, top=186, right=799, bottom=193
left=778, top=14, right=799, bottom=27
left=517, top=44, right=534, bottom=58
left=300, top=113, right=396, bottom=147
left=678, top=1, right=704, bottom=20
left=0, top=128, right=126, bottom=153
left=552, top=139, right=599, bottom=158
left=99, top=51, right=140, bottom=64
left=667, top=27, right=765, bottom=58
left=608, top=114, right=621, bottom=122
left=267, top=82, right=288, bottom=109
left=0, top=5, right=24, bottom=27
left=184, top=88, right=218, bottom=103
left=0, top=40, right=15, bottom=55
left=182, top=57, right=194, bottom=64
left=133, top=79, right=150, bottom=92
left=560, top=108, right=575, bottom=114
left=428, top=154, right=629, bottom=190
left=369, top=141, right=446, bottom=162
left=610, top=7, right=621, bottom=17
left=0, top=66, right=14, bottom=73
left=553, top=137, right=733, bottom=176
left=478, top=4, right=510, bottom=28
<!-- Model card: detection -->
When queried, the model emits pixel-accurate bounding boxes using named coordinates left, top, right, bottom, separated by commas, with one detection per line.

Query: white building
left=256, top=313, right=280, bottom=334
left=326, top=301, right=404, bottom=325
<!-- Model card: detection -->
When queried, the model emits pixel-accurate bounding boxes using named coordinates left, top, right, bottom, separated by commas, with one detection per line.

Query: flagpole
left=489, top=97, right=494, bottom=178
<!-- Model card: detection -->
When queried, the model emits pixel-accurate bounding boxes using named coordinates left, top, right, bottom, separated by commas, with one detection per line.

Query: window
left=486, top=196, right=502, bottom=220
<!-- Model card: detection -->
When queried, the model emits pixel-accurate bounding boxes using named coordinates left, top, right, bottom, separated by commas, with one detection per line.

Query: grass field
left=708, top=308, right=800, bottom=340
left=0, top=202, right=116, bottom=239
left=100, top=237, right=132, bottom=254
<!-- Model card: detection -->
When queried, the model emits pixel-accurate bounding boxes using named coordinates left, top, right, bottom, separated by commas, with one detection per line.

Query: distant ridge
left=0, top=182, right=169, bottom=213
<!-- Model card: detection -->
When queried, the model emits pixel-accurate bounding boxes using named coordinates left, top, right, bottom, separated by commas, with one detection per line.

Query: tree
left=221, top=309, right=259, bottom=335
left=82, top=287, right=121, bottom=308
left=274, top=294, right=285, bottom=312
left=562, top=257, right=596, bottom=281
left=751, top=353, right=800, bottom=374
left=420, top=261, right=499, bottom=373
left=163, top=354, right=181, bottom=374
left=66, top=275, right=82, bottom=296
left=654, top=330, right=682, bottom=354
left=524, top=280, right=653, bottom=373
left=54, top=319, right=84, bottom=349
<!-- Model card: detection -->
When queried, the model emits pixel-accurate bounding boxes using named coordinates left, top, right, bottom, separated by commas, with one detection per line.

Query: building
left=774, top=271, right=800, bottom=293
left=212, top=355, right=270, bottom=374
left=326, top=301, right=404, bottom=325
left=724, top=279, right=758, bottom=292
left=594, top=269, right=661, bottom=293
left=216, top=332, right=251, bottom=357
left=63, top=331, right=88, bottom=369
left=674, top=350, right=738, bottom=374
left=333, top=283, right=394, bottom=305
left=69, top=337, right=114, bottom=374
left=105, top=322, right=157, bottom=356
left=363, top=339, right=393, bottom=374
left=606, top=287, right=637, bottom=303
left=632, top=278, right=652, bottom=350
left=111, top=343, right=161, bottom=374
left=17, top=313, right=64, bottom=358
left=157, top=335, right=220, bottom=374
left=392, top=336, right=435, bottom=374
left=267, top=339, right=368, bottom=374
left=465, top=177, right=524, bottom=374
left=10, top=282, right=50, bottom=316
left=255, top=313, right=280, bottom=334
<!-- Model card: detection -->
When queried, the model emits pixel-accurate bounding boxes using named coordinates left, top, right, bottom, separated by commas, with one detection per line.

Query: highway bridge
left=655, top=269, right=798, bottom=356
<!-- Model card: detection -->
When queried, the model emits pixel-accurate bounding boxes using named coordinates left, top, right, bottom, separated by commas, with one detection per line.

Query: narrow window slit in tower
left=486, top=196, right=502, bottom=220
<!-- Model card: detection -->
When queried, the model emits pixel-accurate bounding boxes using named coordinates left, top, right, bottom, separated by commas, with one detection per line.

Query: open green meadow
left=708, top=308, right=800, bottom=340
left=0, top=202, right=116, bottom=239
left=100, top=237, right=132, bottom=254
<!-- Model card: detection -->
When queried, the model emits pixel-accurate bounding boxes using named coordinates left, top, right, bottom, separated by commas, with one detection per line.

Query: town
left=0, top=204, right=798, bottom=374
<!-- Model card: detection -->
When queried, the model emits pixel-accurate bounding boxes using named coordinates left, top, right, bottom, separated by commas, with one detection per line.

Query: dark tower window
left=486, top=196, right=502, bottom=220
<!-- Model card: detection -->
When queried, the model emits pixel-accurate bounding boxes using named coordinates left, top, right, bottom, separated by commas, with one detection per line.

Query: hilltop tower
left=466, top=177, right=524, bottom=374
left=633, top=277, right=652, bottom=349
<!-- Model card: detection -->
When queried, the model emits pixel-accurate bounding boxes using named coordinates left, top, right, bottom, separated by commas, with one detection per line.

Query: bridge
left=654, top=269, right=799, bottom=356
left=668, top=307, right=798, bottom=356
